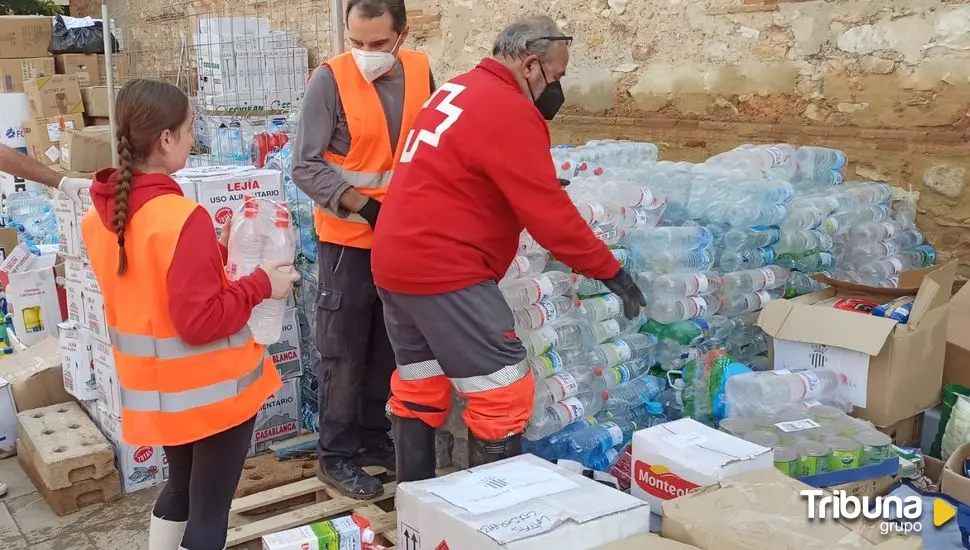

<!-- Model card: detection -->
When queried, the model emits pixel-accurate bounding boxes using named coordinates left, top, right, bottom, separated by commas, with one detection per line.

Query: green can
left=807, top=423, right=840, bottom=441
left=773, top=446, right=799, bottom=477
left=826, top=436, right=863, bottom=471
left=719, top=417, right=755, bottom=437
left=808, top=404, right=845, bottom=425
left=854, top=430, right=893, bottom=465
left=795, top=440, right=829, bottom=476
left=752, top=413, right=777, bottom=430
left=743, top=430, right=781, bottom=449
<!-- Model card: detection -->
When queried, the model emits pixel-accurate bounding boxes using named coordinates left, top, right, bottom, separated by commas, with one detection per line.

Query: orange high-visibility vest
left=80, top=193, right=282, bottom=447
left=313, top=49, right=432, bottom=249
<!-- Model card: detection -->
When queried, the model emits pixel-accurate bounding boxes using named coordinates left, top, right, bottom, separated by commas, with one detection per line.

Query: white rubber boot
left=148, top=515, right=187, bottom=550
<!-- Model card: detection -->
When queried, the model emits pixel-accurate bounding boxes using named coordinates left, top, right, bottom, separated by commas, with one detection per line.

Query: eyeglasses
left=526, top=35, right=574, bottom=48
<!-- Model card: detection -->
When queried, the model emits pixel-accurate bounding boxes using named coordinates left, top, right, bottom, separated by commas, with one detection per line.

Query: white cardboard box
left=630, top=418, right=774, bottom=515
left=6, top=253, right=63, bottom=346
left=268, top=307, right=302, bottom=380
left=174, top=166, right=284, bottom=233
left=249, top=377, right=299, bottom=457
left=396, top=454, right=651, bottom=550
left=53, top=191, right=80, bottom=257
left=98, top=403, right=167, bottom=493
left=80, top=263, right=108, bottom=342
left=0, top=378, right=17, bottom=456
left=63, top=258, right=85, bottom=327
left=58, top=321, right=96, bottom=401
left=90, top=331, right=121, bottom=418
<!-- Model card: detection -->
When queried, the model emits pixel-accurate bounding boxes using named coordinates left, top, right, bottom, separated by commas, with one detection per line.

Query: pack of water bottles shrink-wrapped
left=436, top=140, right=936, bottom=484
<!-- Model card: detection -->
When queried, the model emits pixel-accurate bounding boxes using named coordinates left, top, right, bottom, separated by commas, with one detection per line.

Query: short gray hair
left=492, top=16, right=566, bottom=61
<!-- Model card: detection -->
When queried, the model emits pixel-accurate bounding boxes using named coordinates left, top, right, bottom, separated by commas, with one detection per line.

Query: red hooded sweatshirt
left=90, top=169, right=271, bottom=345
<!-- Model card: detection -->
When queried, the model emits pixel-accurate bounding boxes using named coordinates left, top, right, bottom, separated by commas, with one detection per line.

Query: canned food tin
left=719, top=417, right=755, bottom=437
left=826, top=436, right=863, bottom=471
left=795, top=440, right=829, bottom=477
left=742, top=430, right=781, bottom=449
left=752, top=413, right=777, bottom=430
left=773, top=446, right=798, bottom=477
left=854, top=430, right=893, bottom=466
left=808, top=404, right=845, bottom=424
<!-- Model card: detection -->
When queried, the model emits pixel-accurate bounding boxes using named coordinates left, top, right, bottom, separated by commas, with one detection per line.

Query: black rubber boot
left=391, top=415, right=437, bottom=483
left=468, top=433, right=523, bottom=467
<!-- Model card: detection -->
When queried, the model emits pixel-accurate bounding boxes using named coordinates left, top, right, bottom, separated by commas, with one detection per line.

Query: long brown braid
left=112, top=78, right=190, bottom=275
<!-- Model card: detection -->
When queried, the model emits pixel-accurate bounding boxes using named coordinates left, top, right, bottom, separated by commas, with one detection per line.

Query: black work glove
left=600, top=268, right=647, bottom=320
left=357, top=197, right=381, bottom=230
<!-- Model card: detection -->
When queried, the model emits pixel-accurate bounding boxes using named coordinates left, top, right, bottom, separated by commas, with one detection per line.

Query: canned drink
left=795, top=440, right=829, bottom=477
left=773, top=446, right=798, bottom=477
left=752, top=413, right=777, bottom=430
left=719, top=417, right=755, bottom=436
left=807, top=423, right=841, bottom=440
left=826, top=436, right=863, bottom=471
left=854, top=430, right=893, bottom=465
left=743, top=430, right=781, bottom=449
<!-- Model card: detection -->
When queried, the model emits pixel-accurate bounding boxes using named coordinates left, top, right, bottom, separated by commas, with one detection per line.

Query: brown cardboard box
left=0, top=337, right=71, bottom=412
left=0, top=17, right=53, bottom=60
left=85, top=116, right=109, bottom=126
left=944, top=283, right=970, bottom=388
left=54, top=53, right=98, bottom=87
left=596, top=535, right=700, bottom=549
left=23, top=75, right=84, bottom=117
left=79, top=85, right=116, bottom=117
left=0, top=57, right=55, bottom=92
left=22, top=113, right=84, bottom=166
left=877, top=413, right=925, bottom=447
left=60, top=126, right=111, bottom=172
left=941, top=442, right=970, bottom=505
left=759, top=262, right=956, bottom=427
left=97, top=52, right=130, bottom=85
left=661, top=469, right=922, bottom=550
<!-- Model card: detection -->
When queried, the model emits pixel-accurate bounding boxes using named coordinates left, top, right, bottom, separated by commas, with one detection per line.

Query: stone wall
left=112, top=0, right=970, bottom=274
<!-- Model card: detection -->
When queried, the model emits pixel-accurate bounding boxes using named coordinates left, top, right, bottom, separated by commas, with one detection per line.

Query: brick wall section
left=407, top=0, right=441, bottom=39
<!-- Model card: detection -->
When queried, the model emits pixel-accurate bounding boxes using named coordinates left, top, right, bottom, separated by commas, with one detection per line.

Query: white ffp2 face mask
left=351, top=49, right=397, bottom=82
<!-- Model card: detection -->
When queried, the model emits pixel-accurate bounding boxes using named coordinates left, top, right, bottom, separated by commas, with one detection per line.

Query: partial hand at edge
left=259, top=259, right=301, bottom=300
left=600, top=268, right=647, bottom=320
left=58, top=177, right=92, bottom=207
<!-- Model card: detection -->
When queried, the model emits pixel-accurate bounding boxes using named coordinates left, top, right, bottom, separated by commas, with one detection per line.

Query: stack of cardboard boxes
left=194, top=16, right=308, bottom=111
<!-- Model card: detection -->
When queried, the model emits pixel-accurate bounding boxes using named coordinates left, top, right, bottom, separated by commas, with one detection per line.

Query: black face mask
left=527, top=63, right=566, bottom=121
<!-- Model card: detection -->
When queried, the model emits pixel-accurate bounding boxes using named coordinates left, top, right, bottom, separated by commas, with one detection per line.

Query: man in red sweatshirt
left=371, top=15, right=647, bottom=481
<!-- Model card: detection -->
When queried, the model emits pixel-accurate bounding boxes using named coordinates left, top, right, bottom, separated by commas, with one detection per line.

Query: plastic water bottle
left=527, top=348, right=590, bottom=379
left=526, top=391, right=610, bottom=440
left=501, top=272, right=576, bottom=310
left=579, top=294, right=624, bottom=323
left=590, top=333, right=657, bottom=368
left=720, top=266, right=791, bottom=294
left=606, top=375, right=666, bottom=410
left=648, top=295, right=719, bottom=324
left=249, top=203, right=296, bottom=344
left=575, top=276, right=611, bottom=298
left=513, top=296, right=578, bottom=330
left=722, top=226, right=781, bottom=250
left=534, top=367, right=607, bottom=409
left=726, top=369, right=847, bottom=410
left=651, top=271, right=721, bottom=298
left=226, top=199, right=264, bottom=282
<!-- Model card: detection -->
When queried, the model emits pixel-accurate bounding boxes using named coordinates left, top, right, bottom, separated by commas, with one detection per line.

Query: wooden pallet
left=226, top=465, right=399, bottom=549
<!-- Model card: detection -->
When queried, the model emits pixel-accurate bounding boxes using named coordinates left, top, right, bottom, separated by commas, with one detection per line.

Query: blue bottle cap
left=646, top=401, right=664, bottom=415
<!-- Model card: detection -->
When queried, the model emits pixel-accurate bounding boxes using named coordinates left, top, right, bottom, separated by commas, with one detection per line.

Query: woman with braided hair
left=79, top=78, right=301, bottom=550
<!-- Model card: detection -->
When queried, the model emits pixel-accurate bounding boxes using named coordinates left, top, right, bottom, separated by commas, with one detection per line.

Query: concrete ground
left=0, top=455, right=160, bottom=550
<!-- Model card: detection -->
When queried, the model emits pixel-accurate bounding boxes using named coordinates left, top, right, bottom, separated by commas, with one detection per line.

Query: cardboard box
left=63, top=258, right=85, bottom=327
left=24, top=74, right=85, bottom=117
left=0, top=243, right=35, bottom=286
left=249, top=377, right=299, bottom=456
left=630, top=418, right=774, bottom=515
left=595, top=535, right=700, bottom=550
left=96, top=53, right=130, bottom=85
left=0, top=17, right=53, bottom=59
left=877, top=412, right=924, bottom=447
left=80, top=86, right=116, bottom=118
left=0, top=57, right=55, bottom=92
left=174, top=166, right=283, bottom=234
left=98, top=403, right=167, bottom=493
left=54, top=54, right=98, bottom=87
left=396, top=454, right=651, bottom=550
left=6, top=253, right=65, bottom=346
left=80, top=263, right=108, bottom=342
left=944, top=282, right=970, bottom=388
left=60, top=125, right=111, bottom=172
left=53, top=190, right=81, bottom=257
left=661, top=468, right=922, bottom=550
left=759, top=262, right=956, bottom=427
left=22, top=113, right=85, bottom=166
left=0, top=378, right=18, bottom=457
left=269, top=307, right=302, bottom=380
left=90, top=332, right=121, bottom=418
left=942, top=442, right=970, bottom=505
left=58, top=321, right=96, bottom=401
left=0, top=336, right=72, bottom=412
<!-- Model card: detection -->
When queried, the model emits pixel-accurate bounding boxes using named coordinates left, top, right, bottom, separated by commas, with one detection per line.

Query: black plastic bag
left=49, top=15, right=120, bottom=55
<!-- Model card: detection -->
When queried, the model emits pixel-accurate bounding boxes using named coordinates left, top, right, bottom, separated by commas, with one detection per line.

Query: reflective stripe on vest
left=109, top=326, right=252, bottom=359
left=312, top=49, right=433, bottom=248
left=122, top=352, right=267, bottom=413
left=396, top=358, right=531, bottom=394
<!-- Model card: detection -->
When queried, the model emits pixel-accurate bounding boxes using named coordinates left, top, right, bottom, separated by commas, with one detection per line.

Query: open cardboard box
left=944, top=281, right=970, bottom=388
left=941, top=442, right=970, bottom=505
left=759, top=262, right=956, bottom=427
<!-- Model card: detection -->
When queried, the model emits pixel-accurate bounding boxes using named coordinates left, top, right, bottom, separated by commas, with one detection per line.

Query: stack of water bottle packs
left=435, top=139, right=940, bottom=476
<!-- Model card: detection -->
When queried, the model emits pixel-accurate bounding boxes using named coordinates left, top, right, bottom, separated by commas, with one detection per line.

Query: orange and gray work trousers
left=377, top=281, right=536, bottom=442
